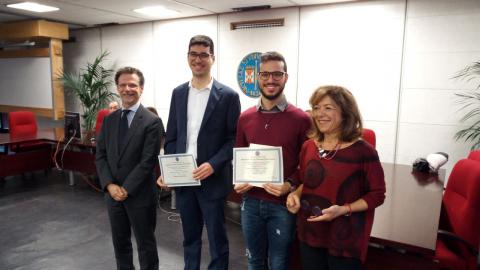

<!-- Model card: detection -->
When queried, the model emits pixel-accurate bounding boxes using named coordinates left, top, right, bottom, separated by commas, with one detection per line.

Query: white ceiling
left=0, top=0, right=357, bottom=28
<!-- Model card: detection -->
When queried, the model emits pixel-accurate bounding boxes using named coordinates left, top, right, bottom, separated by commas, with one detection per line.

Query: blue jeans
left=241, top=196, right=296, bottom=270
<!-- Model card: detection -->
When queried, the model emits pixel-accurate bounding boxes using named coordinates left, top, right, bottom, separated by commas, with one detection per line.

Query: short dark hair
left=260, top=51, right=287, bottom=72
left=188, top=35, right=214, bottom=55
left=115, top=66, right=145, bottom=87
left=308, top=85, right=363, bottom=142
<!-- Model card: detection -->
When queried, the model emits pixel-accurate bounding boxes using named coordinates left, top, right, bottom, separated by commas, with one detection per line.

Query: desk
left=0, top=128, right=95, bottom=147
left=0, top=128, right=97, bottom=181
left=371, top=163, right=445, bottom=256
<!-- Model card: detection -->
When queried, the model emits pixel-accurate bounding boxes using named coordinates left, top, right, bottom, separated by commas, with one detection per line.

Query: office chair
left=8, top=111, right=49, bottom=152
left=9, top=111, right=38, bottom=138
left=467, top=150, right=480, bottom=161
left=4, top=111, right=52, bottom=178
left=95, top=109, right=111, bottom=136
left=362, top=128, right=376, bottom=148
left=435, top=158, right=480, bottom=270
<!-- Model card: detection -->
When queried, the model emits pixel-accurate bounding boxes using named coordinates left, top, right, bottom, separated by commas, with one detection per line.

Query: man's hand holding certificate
left=233, top=145, right=283, bottom=186
left=158, top=154, right=201, bottom=187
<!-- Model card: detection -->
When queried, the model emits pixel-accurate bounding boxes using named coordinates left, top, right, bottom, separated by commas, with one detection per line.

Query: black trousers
left=107, top=200, right=159, bottom=270
left=299, top=241, right=361, bottom=270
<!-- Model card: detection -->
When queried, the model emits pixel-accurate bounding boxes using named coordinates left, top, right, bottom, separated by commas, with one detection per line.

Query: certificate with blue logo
left=233, top=146, right=283, bottom=186
left=158, top=154, right=200, bottom=187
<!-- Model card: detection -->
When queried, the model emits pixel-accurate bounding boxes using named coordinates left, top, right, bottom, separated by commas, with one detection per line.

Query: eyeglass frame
left=187, top=51, right=213, bottom=60
left=258, top=71, right=287, bottom=81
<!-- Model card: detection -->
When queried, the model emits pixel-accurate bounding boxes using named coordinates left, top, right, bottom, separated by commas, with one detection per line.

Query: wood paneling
left=0, top=20, right=68, bottom=119
left=0, top=20, right=68, bottom=40
left=50, top=39, right=65, bottom=120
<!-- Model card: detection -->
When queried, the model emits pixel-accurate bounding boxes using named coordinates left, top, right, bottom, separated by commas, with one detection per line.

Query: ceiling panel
left=290, top=0, right=356, bottom=5
left=0, top=0, right=359, bottom=27
left=0, top=11, right=30, bottom=22
left=56, top=0, right=213, bottom=20
left=179, top=0, right=295, bottom=13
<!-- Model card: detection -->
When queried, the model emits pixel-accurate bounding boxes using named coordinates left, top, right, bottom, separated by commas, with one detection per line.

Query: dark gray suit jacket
left=96, top=104, right=161, bottom=207
left=164, top=80, right=241, bottom=200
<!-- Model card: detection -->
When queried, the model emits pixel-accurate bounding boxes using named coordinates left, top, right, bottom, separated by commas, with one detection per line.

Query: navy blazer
left=96, top=104, right=162, bottom=207
left=164, top=80, right=241, bottom=200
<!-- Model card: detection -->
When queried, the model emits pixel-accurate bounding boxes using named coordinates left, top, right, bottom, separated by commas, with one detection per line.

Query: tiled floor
left=0, top=171, right=247, bottom=270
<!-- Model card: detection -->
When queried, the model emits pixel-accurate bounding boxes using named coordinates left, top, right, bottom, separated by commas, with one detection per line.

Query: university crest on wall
left=237, top=52, right=262, bottom=98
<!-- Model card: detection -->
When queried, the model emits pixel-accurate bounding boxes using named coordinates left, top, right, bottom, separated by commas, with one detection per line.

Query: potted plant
left=454, top=61, right=480, bottom=150
left=60, top=51, right=117, bottom=139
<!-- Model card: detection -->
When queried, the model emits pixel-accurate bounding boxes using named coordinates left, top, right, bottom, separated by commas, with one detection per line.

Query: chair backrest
left=95, top=109, right=111, bottom=135
left=362, top=128, right=376, bottom=148
left=8, top=111, right=38, bottom=138
left=467, top=150, right=480, bottom=161
left=441, top=159, right=480, bottom=257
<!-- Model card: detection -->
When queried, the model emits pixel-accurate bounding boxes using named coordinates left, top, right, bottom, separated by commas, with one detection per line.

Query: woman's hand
left=286, top=192, right=301, bottom=214
left=307, top=205, right=347, bottom=222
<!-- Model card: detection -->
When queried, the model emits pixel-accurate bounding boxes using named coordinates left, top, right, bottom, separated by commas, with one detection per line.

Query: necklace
left=263, top=113, right=277, bottom=130
left=317, top=141, right=341, bottom=160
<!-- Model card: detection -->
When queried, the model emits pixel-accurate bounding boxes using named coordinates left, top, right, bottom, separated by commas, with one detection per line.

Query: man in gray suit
left=96, top=67, right=162, bottom=270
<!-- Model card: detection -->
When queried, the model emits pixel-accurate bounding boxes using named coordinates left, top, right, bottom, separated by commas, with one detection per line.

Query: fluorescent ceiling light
left=7, top=2, right=59, bottom=12
left=134, top=6, right=178, bottom=17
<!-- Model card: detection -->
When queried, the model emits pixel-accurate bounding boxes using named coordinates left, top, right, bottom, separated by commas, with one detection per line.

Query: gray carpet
left=0, top=171, right=247, bottom=270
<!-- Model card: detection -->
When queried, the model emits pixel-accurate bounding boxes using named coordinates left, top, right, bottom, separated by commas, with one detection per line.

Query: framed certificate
left=158, top=154, right=200, bottom=187
left=233, top=147, right=283, bottom=185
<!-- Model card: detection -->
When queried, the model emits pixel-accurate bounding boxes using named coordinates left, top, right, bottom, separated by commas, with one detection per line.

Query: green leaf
left=59, top=51, right=116, bottom=133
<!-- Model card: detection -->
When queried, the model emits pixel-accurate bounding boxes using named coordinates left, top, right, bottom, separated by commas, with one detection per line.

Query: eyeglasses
left=188, top=52, right=212, bottom=60
left=258, top=71, right=286, bottom=81
left=301, top=200, right=323, bottom=217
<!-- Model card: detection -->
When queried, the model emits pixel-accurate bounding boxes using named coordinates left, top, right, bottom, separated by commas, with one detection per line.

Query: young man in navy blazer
left=158, top=35, right=241, bottom=270
left=96, top=67, right=162, bottom=270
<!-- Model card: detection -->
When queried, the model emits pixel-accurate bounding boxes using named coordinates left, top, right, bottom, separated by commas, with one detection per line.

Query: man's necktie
left=118, top=109, right=131, bottom=152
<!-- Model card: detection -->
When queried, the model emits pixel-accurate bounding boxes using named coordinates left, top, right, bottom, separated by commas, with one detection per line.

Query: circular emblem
left=237, top=52, right=262, bottom=98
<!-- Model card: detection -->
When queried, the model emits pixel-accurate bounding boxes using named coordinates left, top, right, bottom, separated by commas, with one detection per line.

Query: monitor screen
left=0, top=112, right=8, bottom=133
left=64, top=112, right=81, bottom=140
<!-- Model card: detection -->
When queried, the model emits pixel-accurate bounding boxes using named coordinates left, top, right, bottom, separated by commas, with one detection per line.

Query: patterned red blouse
left=296, top=139, right=386, bottom=262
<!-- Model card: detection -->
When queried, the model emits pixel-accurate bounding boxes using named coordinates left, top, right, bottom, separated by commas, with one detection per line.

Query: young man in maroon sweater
left=234, top=51, right=311, bottom=270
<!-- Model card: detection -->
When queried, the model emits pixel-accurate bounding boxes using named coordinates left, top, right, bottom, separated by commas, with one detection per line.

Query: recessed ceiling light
left=7, top=2, right=59, bottom=13
left=133, top=6, right=179, bottom=17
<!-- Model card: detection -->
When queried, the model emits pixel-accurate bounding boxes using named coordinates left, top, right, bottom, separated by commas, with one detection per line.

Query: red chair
left=362, top=128, right=376, bottom=148
left=8, top=111, right=48, bottom=151
left=3, top=111, right=52, bottom=177
left=95, top=109, right=111, bottom=136
left=467, top=150, right=480, bottom=161
left=9, top=111, right=38, bottom=138
left=435, top=159, right=480, bottom=270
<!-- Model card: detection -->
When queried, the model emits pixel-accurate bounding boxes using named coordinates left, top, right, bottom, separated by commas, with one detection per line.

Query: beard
left=260, top=83, right=285, bottom=101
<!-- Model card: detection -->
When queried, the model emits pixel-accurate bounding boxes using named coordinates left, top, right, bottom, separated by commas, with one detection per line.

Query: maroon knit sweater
left=235, top=104, right=311, bottom=205
left=297, top=139, right=386, bottom=262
